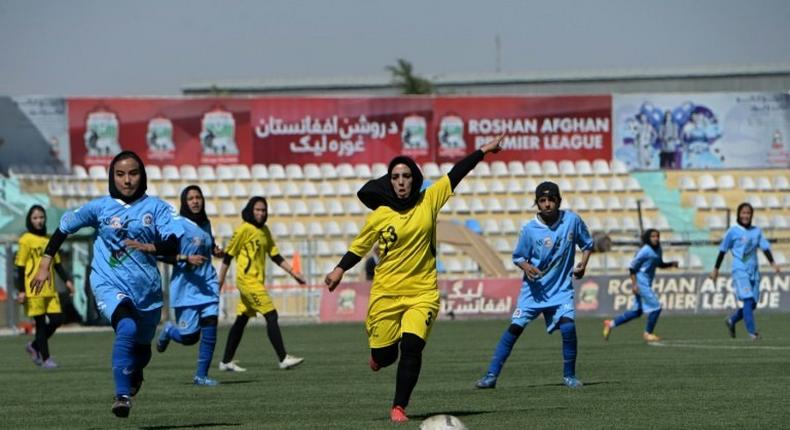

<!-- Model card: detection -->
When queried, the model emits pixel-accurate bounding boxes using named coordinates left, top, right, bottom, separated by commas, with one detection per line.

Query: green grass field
left=1, top=314, right=789, bottom=429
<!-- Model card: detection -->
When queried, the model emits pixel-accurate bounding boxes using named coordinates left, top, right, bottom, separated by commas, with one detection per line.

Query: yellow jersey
left=350, top=175, right=453, bottom=296
left=15, top=232, right=61, bottom=297
left=226, top=222, right=280, bottom=289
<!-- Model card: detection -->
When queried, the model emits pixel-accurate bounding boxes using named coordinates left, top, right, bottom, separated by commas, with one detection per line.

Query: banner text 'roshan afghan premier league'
left=67, top=96, right=613, bottom=167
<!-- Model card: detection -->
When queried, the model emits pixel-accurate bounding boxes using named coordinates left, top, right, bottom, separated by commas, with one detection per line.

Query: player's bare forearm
left=218, top=263, right=229, bottom=288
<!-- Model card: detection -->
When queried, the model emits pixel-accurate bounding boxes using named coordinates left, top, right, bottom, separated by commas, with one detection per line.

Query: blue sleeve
left=629, top=247, right=649, bottom=271
left=512, top=224, right=531, bottom=265
left=575, top=215, right=594, bottom=251
left=719, top=228, right=734, bottom=252
left=59, top=199, right=99, bottom=234
left=757, top=229, right=771, bottom=251
left=155, top=200, right=184, bottom=242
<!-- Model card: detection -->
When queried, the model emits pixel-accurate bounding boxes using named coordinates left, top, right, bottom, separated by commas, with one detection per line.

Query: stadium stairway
left=631, top=171, right=718, bottom=269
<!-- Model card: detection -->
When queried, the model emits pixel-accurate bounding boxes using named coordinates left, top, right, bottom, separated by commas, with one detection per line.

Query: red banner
left=67, top=96, right=611, bottom=168
left=434, top=95, right=612, bottom=163
left=318, top=278, right=520, bottom=323
left=68, top=98, right=253, bottom=166
left=251, top=97, right=435, bottom=165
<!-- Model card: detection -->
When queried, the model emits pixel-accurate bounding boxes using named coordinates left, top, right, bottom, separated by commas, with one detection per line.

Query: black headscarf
left=241, top=196, right=268, bottom=227
left=108, top=151, right=147, bottom=203
left=736, top=202, right=753, bottom=228
left=641, top=228, right=660, bottom=250
left=180, top=185, right=209, bottom=227
left=534, top=181, right=562, bottom=207
left=357, top=156, right=424, bottom=211
left=25, top=205, right=47, bottom=236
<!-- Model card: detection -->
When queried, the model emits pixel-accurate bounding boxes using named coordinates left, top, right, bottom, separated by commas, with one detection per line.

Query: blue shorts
left=174, top=302, right=219, bottom=335
left=510, top=300, right=575, bottom=334
left=632, top=286, right=661, bottom=314
left=732, top=272, right=760, bottom=301
left=93, top=285, right=162, bottom=344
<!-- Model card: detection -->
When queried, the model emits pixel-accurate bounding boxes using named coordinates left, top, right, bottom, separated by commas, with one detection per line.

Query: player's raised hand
left=30, top=256, right=53, bottom=295
left=481, top=133, right=505, bottom=154
left=324, top=267, right=344, bottom=292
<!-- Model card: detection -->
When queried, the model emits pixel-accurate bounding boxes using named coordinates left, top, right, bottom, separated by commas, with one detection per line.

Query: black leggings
left=222, top=311, right=287, bottom=363
left=33, top=313, right=64, bottom=361
left=371, top=333, right=426, bottom=408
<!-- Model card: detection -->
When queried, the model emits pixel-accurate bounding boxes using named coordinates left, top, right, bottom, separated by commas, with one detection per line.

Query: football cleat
left=475, top=373, right=497, bottom=389
left=563, top=376, right=583, bottom=389
left=749, top=332, right=761, bottom=342
left=602, top=320, right=613, bottom=341
left=218, top=360, right=247, bottom=372
left=111, top=395, right=132, bottom=418
left=390, top=406, right=409, bottom=423
left=26, top=341, right=42, bottom=366
left=725, top=318, right=736, bottom=339
left=642, top=333, right=661, bottom=343
left=279, top=354, right=304, bottom=370
left=193, top=376, right=219, bottom=386
left=156, top=322, right=173, bottom=353
left=40, top=358, right=59, bottom=369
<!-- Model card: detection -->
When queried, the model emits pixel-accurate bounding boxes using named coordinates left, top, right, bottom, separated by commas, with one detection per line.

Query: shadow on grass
left=210, top=380, right=257, bottom=385
left=139, top=423, right=241, bottom=430
left=404, top=410, right=495, bottom=421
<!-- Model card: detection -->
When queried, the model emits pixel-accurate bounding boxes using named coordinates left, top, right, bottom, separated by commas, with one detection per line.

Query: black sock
left=264, top=311, right=286, bottom=362
left=222, top=315, right=248, bottom=363
left=393, top=333, right=425, bottom=408
left=34, top=316, right=50, bottom=360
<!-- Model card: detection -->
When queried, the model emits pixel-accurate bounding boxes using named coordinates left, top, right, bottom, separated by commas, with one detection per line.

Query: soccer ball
left=419, top=414, right=468, bottom=430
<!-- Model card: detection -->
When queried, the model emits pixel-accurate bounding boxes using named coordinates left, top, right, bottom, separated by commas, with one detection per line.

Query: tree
left=386, top=58, right=434, bottom=95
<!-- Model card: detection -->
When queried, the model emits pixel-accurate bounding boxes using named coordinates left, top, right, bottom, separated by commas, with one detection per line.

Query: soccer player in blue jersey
left=156, top=185, right=222, bottom=386
left=710, top=202, right=780, bottom=340
left=476, top=181, right=593, bottom=389
left=603, top=229, right=679, bottom=342
left=30, top=151, right=182, bottom=418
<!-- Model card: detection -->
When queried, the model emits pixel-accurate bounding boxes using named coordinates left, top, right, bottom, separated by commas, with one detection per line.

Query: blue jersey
left=169, top=217, right=220, bottom=307
left=629, top=245, right=664, bottom=289
left=59, top=195, right=183, bottom=312
left=719, top=225, right=770, bottom=276
left=512, top=210, right=593, bottom=307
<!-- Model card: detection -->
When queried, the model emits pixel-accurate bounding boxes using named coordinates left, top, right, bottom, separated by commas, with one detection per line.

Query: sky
left=1, top=0, right=789, bottom=96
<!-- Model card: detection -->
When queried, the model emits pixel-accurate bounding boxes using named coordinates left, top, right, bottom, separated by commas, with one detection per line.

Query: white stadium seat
left=558, top=160, right=576, bottom=176
left=717, top=174, right=735, bottom=190
left=525, top=161, right=542, bottom=176
left=197, top=165, right=216, bottom=181
left=542, top=161, right=559, bottom=176
left=180, top=165, right=198, bottom=181
left=592, top=159, right=611, bottom=175
left=251, top=164, right=269, bottom=180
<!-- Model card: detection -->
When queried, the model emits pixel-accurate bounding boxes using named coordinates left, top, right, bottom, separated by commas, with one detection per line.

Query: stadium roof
left=182, top=63, right=790, bottom=95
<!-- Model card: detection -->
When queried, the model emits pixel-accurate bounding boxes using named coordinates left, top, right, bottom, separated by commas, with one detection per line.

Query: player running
left=603, top=229, right=679, bottom=342
left=324, top=136, right=503, bottom=423
left=156, top=185, right=222, bottom=386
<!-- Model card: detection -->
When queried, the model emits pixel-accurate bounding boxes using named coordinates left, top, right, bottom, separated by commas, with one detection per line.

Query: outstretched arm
left=446, top=134, right=504, bottom=190
left=270, top=254, right=306, bottom=285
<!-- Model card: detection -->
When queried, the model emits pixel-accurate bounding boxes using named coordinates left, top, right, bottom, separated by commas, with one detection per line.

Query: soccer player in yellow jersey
left=325, top=136, right=503, bottom=423
left=217, top=196, right=307, bottom=371
left=15, top=205, right=74, bottom=368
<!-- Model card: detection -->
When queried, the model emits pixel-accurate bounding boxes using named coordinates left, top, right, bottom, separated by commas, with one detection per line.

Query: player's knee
left=115, top=317, right=138, bottom=340
left=400, top=333, right=426, bottom=356
left=180, top=331, right=201, bottom=345
left=634, top=308, right=643, bottom=317
left=507, top=323, right=524, bottom=337
left=199, top=316, right=218, bottom=327
left=372, top=343, right=399, bottom=368
left=48, top=313, right=65, bottom=328
left=263, top=310, right=279, bottom=325
left=559, top=319, right=576, bottom=338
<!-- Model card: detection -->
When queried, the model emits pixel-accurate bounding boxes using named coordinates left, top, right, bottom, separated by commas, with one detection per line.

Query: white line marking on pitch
left=649, top=341, right=790, bottom=351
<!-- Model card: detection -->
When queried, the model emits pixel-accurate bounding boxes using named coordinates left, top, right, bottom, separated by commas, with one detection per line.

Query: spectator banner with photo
left=579, top=272, right=790, bottom=315
left=319, top=272, right=790, bottom=322
left=251, top=97, right=436, bottom=165
left=613, top=93, right=790, bottom=170
left=433, top=95, right=612, bottom=163
left=68, top=98, right=253, bottom=166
